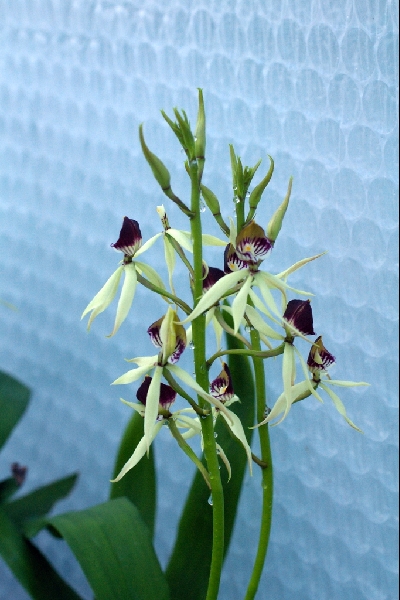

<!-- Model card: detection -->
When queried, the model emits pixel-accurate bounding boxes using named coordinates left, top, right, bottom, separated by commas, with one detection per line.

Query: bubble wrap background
left=0, top=1, right=398, bottom=599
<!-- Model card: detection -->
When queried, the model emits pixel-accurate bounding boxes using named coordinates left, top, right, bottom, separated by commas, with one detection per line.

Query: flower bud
left=195, top=88, right=206, bottom=178
left=139, top=124, right=171, bottom=191
left=248, top=155, right=274, bottom=212
left=266, top=176, right=292, bottom=243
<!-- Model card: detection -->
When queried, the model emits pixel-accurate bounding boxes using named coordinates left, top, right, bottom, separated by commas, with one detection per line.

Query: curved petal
left=112, top=361, right=155, bottom=385
left=110, top=421, right=164, bottom=482
left=144, top=366, right=163, bottom=451
left=81, top=265, right=124, bottom=330
left=134, top=232, right=162, bottom=257
left=319, top=382, right=363, bottom=433
left=232, top=274, right=253, bottom=333
left=107, top=263, right=137, bottom=337
left=220, top=408, right=252, bottom=475
left=135, top=260, right=167, bottom=293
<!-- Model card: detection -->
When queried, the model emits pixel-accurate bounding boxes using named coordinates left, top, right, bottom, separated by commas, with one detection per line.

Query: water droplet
left=235, top=198, right=241, bottom=204
left=246, top=191, right=251, bottom=198
left=189, top=341, right=195, bottom=350
left=208, top=494, right=213, bottom=506
left=199, top=200, right=206, bottom=213
left=214, top=432, right=218, bottom=438
left=264, top=406, right=271, bottom=418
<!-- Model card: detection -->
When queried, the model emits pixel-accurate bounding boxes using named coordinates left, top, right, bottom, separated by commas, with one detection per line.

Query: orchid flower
left=81, top=216, right=163, bottom=336
left=256, top=335, right=368, bottom=431
left=112, top=307, right=234, bottom=452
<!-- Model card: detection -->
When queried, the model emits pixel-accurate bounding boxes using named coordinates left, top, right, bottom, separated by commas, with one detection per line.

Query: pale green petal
left=232, top=274, right=253, bottom=333
left=134, top=232, right=162, bottom=257
left=254, top=380, right=311, bottom=428
left=245, top=305, right=284, bottom=340
left=201, top=234, right=227, bottom=246
left=135, top=260, right=167, bottom=293
left=265, top=271, right=313, bottom=297
left=211, top=312, right=224, bottom=351
left=144, top=366, right=163, bottom=451
left=282, top=342, right=295, bottom=420
left=112, top=362, right=155, bottom=385
left=125, top=355, right=159, bottom=366
left=294, top=347, right=325, bottom=403
left=168, top=364, right=232, bottom=422
left=228, top=218, right=237, bottom=246
left=220, top=408, right=252, bottom=475
left=120, top=398, right=146, bottom=416
left=216, top=443, right=231, bottom=482
left=180, top=269, right=248, bottom=325
left=276, top=252, right=326, bottom=280
left=167, top=229, right=193, bottom=252
left=81, top=265, right=124, bottom=329
left=110, top=421, right=164, bottom=482
left=163, top=237, right=176, bottom=293
left=175, top=414, right=202, bottom=435
left=320, top=382, right=364, bottom=433
left=108, top=263, right=137, bottom=337
left=325, top=380, right=370, bottom=388
left=254, top=272, right=282, bottom=319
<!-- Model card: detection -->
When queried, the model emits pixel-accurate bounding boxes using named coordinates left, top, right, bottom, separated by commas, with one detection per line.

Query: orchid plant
left=82, top=90, right=368, bottom=600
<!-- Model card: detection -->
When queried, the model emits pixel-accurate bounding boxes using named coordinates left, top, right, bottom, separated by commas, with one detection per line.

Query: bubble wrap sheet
left=0, top=1, right=398, bottom=599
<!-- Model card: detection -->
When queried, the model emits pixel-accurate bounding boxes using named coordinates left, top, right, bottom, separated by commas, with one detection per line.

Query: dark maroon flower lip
left=147, top=315, right=186, bottom=364
left=210, top=363, right=235, bottom=403
left=136, top=376, right=176, bottom=411
left=307, top=336, right=336, bottom=374
left=283, top=299, right=315, bottom=336
left=111, top=216, right=142, bottom=256
left=203, top=266, right=225, bottom=291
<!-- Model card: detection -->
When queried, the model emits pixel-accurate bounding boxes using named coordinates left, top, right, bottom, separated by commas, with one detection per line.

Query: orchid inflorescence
left=81, top=91, right=368, bottom=600
left=82, top=91, right=367, bottom=486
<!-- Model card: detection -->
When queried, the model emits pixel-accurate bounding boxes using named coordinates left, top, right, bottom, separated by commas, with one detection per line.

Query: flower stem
left=245, top=329, right=274, bottom=600
left=189, top=160, right=224, bottom=600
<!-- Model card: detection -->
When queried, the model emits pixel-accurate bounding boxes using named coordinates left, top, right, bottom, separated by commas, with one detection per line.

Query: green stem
left=136, top=273, right=192, bottom=314
left=189, top=160, right=224, bottom=600
left=244, top=329, right=274, bottom=600
left=206, top=343, right=285, bottom=369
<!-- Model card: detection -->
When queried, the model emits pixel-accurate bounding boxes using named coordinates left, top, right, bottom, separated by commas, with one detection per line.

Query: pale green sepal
left=144, top=366, right=163, bottom=452
left=282, top=343, right=295, bottom=420
left=108, top=263, right=137, bottom=337
left=216, top=443, right=231, bottom=482
left=254, top=272, right=282, bottom=319
left=210, top=308, right=224, bottom=350
left=254, top=380, right=311, bottom=427
left=228, top=217, right=237, bottom=246
left=232, top=274, right=253, bottom=333
left=245, top=305, right=284, bottom=340
left=125, top=355, right=159, bottom=366
left=326, top=380, right=370, bottom=388
left=168, top=364, right=233, bottom=422
left=277, top=252, right=326, bottom=281
left=180, top=269, right=247, bottom=324
left=294, top=347, right=325, bottom=403
left=163, top=237, right=176, bottom=293
left=265, top=270, right=313, bottom=298
left=134, top=233, right=162, bottom=257
left=120, top=399, right=145, bottom=416
left=81, top=265, right=124, bottom=330
left=110, top=421, right=164, bottom=482
left=167, top=229, right=193, bottom=252
left=319, top=382, right=364, bottom=433
left=220, top=408, right=253, bottom=475
left=201, top=234, right=227, bottom=247
left=112, top=362, right=155, bottom=385
left=135, top=260, right=167, bottom=293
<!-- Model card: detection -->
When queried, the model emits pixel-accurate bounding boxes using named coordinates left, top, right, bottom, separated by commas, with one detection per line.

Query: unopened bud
left=266, top=176, right=292, bottom=243
left=139, top=124, right=171, bottom=191
left=248, top=155, right=274, bottom=211
left=195, top=89, right=206, bottom=163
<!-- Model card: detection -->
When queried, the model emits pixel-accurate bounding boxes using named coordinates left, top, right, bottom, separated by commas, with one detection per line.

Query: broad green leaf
left=0, top=508, right=82, bottom=600
left=110, top=412, right=156, bottom=538
left=166, top=315, right=255, bottom=600
left=0, top=478, right=19, bottom=503
left=46, top=498, right=170, bottom=600
left=0, top=371, right=30, bottom=450
left=3, top=473, right=78, bottom=537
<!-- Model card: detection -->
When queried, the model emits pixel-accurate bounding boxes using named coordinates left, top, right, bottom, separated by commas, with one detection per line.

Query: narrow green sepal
left=247, top=155, right=274, bottom=217
left=266, top=176, right=292, bottom=242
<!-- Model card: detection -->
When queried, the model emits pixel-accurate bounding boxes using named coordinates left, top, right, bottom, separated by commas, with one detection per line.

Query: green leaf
left=0, top=371, right=30, bottom=450
left=3, top=473, right=78, bottom=537
left=0, top=477, right=19, bottom=503
left=109, top=411, right=156, bottom=538
left=166, top=317, right=255, bottom=600
left=46, top=498, right=170, bottom=600
left=0, top=508, right=82, bottom=600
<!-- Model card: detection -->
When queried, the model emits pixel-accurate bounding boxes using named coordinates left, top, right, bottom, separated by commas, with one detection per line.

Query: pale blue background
left=0, top=1, right=398, bottom=599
